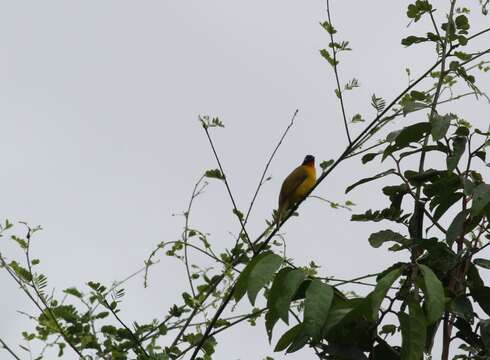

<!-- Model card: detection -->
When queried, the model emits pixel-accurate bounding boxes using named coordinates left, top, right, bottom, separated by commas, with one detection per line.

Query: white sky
left=1, top=1, right=490, bottom=359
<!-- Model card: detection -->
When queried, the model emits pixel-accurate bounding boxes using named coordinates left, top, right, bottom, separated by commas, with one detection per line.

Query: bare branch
left=200, top=119, right=256, bottom=253
left=326, top=0, right=352, bottom=144
left=0, top=337, right=21, bottom=360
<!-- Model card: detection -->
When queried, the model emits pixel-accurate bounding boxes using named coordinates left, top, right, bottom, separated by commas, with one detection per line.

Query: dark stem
left=23, top=226, right=87, bottom=359
left=188, top=282, right=236, bottom=359
left=102, top=299, right=149, bottom=359
left=0, top=337, right=21, bottom=360
left=177, top=308, right=267, bottom=358
left=183, top=176, right=206, bottom=298
left=411, top=0, right=456, bottom=262
left=243, top=109, right=299, bottom=227
left=326, top=0, right=352, bottom=145
left=168, top=274, right=225, bottom=349
left=441, top=312, right=452, bottom=360
left=201, top=121, right=256, bottom=254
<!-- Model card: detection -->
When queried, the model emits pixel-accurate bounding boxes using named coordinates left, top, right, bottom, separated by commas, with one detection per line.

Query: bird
left=276, top=154, right=317, bottom=226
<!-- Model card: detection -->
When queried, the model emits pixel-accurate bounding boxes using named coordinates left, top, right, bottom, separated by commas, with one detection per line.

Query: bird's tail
left=275, top=201, right=288, bottom=228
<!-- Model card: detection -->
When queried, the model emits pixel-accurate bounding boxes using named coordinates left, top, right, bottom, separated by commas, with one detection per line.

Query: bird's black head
left=302, top=154, right=315, bottom=166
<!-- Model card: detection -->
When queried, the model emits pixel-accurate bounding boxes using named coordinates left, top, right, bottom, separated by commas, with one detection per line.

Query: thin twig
left=331, top=273, right=379, bottom=286
left=177, top=308, right=267, bottom=358
left=467, top=26, right=490, bottom=42
left=459, top=47, right=490, bottom=67
left=188, top=281, right=236, bottom=359
left=183, top=176, right=206, bottom=297
left=23, top=225, right=86, bottom=359
left=90, top=265, right=148, bottom=317
left=326, top=0, right=352, bottom=144
left=310, top=195, right=352, bottom=211
left=243, top=109, right=299, bottom=227
left=200, top=120, right=256, bottom=253
left=102, top=299, right=149, bottom=358
left=167, top=274, right=226, bottom=350
left=327, top=278, right=379, bottom=288
left=0, top=338, right=21, bottom=360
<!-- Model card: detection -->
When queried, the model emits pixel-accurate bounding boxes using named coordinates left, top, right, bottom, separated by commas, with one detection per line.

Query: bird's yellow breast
left=277, top=162, right=317, bottom=224
left=290, top=165, right=316, bottom=203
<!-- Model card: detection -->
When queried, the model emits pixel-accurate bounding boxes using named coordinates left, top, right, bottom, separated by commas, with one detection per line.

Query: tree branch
left=200, top=120, right=256, bottom=254
left=0, top=337, right=21, bottom=360
left=326, top=0, right=352, bottom=144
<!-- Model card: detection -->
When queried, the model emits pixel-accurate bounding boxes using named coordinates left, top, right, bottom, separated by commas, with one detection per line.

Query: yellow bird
left=276, top=154, right=317, bottom=226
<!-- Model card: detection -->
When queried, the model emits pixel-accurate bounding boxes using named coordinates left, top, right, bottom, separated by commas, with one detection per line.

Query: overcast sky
left=1, top=1, right=490, bottom=359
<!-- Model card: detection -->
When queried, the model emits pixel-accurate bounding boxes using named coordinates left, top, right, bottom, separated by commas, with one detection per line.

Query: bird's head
left=302, top=154, right=315, bottom=167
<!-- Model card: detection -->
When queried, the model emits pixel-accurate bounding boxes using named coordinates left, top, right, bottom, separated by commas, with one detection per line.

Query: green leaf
left=475, top=258, right=490, bottom=270
left=274, top=324, right=302, bottom=352
left=323, top=302, right=356, bottom=334
left=320, top=49, right=338, bottom=66
left=319, top=159, right=335, bottom=172
left=471, top=183, right=490, bottom=216
left=371, top=94, right=386, bottom=113
left=204, top=169, right=225, bottom=180
left=386, top=130, right=402, bottom=142
left=371, top=342, right=400, bottom=360
left=232, top=208, right=244, bottom=221
left=399, top=294, right=427, bottom=360
left=11, top=235, right=28, bottom=250
left=402, top=101, right=426, bottom=116
left=361, top=153, right=379, bottom=164
left=401, top=35, right=428, bottom=46
left=369, top=267, right=402, bottom=321
left=446, top=209, right=469, bottom=246
left=455, top=14, right=470, bottom=31
left=454, top=51, right=472, bottom=61
left=380, top=324, right=397, bottom=337
left=345, top=169, right=395, bottom=194
left=286, top=327, right=309, bottom=353
left=447, top=136, right=467, bottom=171
left=265, top=310, right=280, bottom=342
left=432, top=192, right=463, bottom=221
left=395, top=122, right=431, bottom=147
left=467, top=264, right=484, bottom=290
left=267, top=268, right=305, bottom=324
left=200, top=115, right=224, bottom=129
left=456, top=126, right=470, bottom=137
left=304, top=280, right=334, bottom=340
left=410, top=90, right=426, bottom=101
left=406, top=1, right=432, bottom=21
left=247, top=253, right=283, bottom=305
left=234, top=252, right=274, bottom=302
left=52, top=305, right=78, bottom=323
left=9, top=261, right=32, bottom=282
left=450, top=295, right=473, bottom=321
left=351, top=113, right=365, bottom=123
left=320, top=21, right=336, bottom=34
left=63, top=287, right=83, bottom=298
left=418, top=264, right=445, bottom=324
left=430, top=113, right=455, bottom=141
left=471, top=286, right=490, bottom=316
left=480, top=319, right=490, bottom=352
left=368, top=229, right=406, bottom=248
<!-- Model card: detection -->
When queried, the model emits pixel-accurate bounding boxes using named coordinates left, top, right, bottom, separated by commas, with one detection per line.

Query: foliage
left=1, top=1, right=490, bottom=360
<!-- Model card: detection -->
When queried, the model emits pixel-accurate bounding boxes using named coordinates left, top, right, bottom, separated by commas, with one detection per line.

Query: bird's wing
left=279, top=166, right=308, bottom=206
